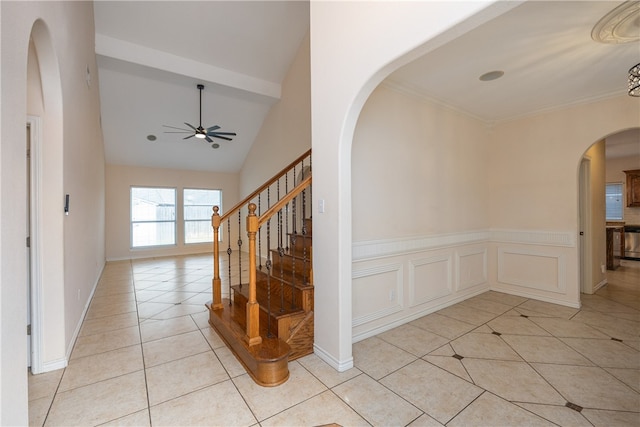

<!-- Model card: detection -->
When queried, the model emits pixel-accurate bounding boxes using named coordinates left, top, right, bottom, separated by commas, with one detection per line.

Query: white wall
left=105, top=164, right=240, bottom=261
left=239, top=33, right=311, bottom=197
left=488, top=95, right=639, bottom=306
left=1, top=2, right=106, bottom=424
left=606, top=153, right=640, bottom=225
left=310, top=0, right=508, bottom=370
left=351, top=84, right=492, bottom=340
left=353, top=84, right=490, bottom=241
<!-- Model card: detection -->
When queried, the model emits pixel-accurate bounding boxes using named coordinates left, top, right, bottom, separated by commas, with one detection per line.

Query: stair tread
left=269, top=248, right=312, bottom=262
left=255, top=270, right=313, bottom=289
left=232, top=284, right=308, bottom=318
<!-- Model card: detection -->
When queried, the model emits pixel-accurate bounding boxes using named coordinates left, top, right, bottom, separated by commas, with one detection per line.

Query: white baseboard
left=313, top=344, right=354, bottom=372
left=42, top=357, right=67, bottom=372
left=490, top=284, right=581, bottom=309
left=593, top=278, right=607, bottom=292
left=65, top=262, right=105, bottom=362
left=352, top=286, right=488, bottom=343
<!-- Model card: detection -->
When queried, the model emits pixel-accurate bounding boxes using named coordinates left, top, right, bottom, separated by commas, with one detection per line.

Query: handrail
left=220, top=149, right=311, bottom=222
left=258, top=176, right=311, bottom=228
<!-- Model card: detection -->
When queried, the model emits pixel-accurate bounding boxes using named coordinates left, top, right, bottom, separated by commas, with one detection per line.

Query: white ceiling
left=94, top=0, right=310, bottom=172
left=94, top=1, right=640, bottom=172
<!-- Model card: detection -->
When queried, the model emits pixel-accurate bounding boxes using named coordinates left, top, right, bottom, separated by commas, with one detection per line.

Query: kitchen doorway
left=579, top=157, right=592, bottom=294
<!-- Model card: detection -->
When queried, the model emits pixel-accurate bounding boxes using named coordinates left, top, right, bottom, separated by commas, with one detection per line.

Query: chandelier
left=630, top=63, right=640, bottom=97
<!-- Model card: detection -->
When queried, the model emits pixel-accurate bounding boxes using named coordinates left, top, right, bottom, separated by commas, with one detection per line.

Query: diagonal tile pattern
left=29, top=255, right=640, bottom=426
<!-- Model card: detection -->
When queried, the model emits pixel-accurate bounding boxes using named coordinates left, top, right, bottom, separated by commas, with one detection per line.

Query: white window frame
left=183, top=188, right=222, bottom=244
left=130, top=186, right=177, bottom=248
left=605, top=182, right=624, bottom=221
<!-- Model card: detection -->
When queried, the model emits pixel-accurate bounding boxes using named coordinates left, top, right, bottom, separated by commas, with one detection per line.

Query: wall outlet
left=601, top=264, right=606, bottom=274
left=389, top=289, right=395, bottom=301
left=77, top=289, right=81, bottom=301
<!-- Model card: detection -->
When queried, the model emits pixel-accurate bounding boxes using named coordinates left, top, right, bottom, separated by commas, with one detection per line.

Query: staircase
left=206, top=150, right=313, bottom=387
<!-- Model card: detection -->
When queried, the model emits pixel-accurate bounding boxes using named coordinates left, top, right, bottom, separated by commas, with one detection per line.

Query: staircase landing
left=207, top=300, right=290, bottom=387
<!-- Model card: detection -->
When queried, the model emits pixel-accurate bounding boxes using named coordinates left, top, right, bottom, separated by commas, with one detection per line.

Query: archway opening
left=28, top=19, right=65, bottom=374
left=579, top=128, right=640, bottom=298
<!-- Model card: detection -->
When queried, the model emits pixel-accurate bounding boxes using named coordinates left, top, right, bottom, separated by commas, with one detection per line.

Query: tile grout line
left=130, top=259, right=154, bottom=427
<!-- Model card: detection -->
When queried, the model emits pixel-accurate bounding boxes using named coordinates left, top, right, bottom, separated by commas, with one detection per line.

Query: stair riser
left=303, top=218, right=312, bottom=235
left=238, top=281, right=312, bottom=313
left=257, top=269, right=311, bottom=291
left=289, top=234, right=312, bottom=253
left=233, top=290, right=309, bottom=341
left=261, top=269, right=310, bottom=288
left=269, top=251, right=312, bottom=278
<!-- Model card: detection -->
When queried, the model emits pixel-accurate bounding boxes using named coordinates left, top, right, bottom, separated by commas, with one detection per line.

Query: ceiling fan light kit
left=163, top=83, right=237, bottom=146
left=590, top=2, right=640, bottom=97
left=629, top=63, right=640, bottom=97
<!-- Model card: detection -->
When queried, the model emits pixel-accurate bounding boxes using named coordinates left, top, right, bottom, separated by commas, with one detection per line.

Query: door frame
left=27, top=115, right=43, bottom=373
left=579, top=157, right=593, bottom=294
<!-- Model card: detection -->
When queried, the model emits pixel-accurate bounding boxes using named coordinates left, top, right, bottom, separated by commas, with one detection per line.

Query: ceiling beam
left=95, top=33, right=281, bottom=101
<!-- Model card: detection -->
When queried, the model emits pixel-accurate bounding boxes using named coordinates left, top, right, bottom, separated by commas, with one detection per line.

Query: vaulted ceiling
left=94, top=1, right=639, bottom=172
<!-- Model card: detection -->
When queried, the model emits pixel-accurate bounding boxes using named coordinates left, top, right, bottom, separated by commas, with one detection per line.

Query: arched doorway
left=579, top=128, right=640, bottom=297
left=27, top=19, right=65, bottom=374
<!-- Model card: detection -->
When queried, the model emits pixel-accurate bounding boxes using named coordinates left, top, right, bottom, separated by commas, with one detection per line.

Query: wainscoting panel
left=352, top=263, right=403, bottom=327
left=351, top=228, right=577, bottom=341
left=456, top=248, right=487, bottom=291
left=497, top=247, right=566, bottom=294
left=408, top=255, right=452, bottom=308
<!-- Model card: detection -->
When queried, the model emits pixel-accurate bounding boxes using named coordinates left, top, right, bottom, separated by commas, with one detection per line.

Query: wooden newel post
left=211, top=206, right=223, bottom=310
left=245, top=203, right=262, bottom=346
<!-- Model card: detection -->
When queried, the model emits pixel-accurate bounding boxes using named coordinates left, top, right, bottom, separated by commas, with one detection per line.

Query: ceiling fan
left=163, top=84, right=236, bottom=146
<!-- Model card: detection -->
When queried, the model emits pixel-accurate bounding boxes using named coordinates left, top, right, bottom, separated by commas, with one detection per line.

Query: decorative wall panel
left=352, top=264, right=403, bottom=327
left=497, top=247, right=566, bottom=293
left=456, top=248, right=487, bottom=291
left=408, top=255, right=452, bottom=307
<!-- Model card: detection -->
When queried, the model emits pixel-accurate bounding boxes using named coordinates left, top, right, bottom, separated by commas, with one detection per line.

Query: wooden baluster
left=258, top=193, right=263, bottom=270
left=266, top=219, right=273, bottom=336
left=245, top=203, right=262, bottom=346
left=227, top=220, right=232, bottom=305
left=211, top=206, right=223, bottom=309
left=285, top=172, right=290, bottom=252
left=237, top=211, right=243, bottom=290
left=308, top=153, right=312, bottom=221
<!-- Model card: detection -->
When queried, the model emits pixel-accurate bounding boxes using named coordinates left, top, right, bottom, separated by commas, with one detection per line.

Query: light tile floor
left=29, top=255, right=640, bottom=426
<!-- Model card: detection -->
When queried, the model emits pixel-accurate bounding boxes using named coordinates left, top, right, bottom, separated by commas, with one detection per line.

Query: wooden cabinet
left=625, top=169, right=640, bottom=207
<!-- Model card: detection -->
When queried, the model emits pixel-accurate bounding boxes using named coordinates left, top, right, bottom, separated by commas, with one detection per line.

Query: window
left=184, top=188, right=222, bottom=244
left=131, top=187, right=176, bottom=248
left=606, top=183, right=623, bottom=220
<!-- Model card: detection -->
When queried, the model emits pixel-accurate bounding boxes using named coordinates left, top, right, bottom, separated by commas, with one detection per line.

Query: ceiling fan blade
left=211, top=135, right=234, bottom=141
left=164, top=131, right=193, bottom=134
left=208, top=131, right=236, bottom=136
left=205, top=136, right=213, bottom=143
left=183, top=134, right=195, bottom=140
left=184, top=122, right=198, bottom=132
left=162, top=125, right=192, bottom=132
left=206, top=125, right=220, bottom=132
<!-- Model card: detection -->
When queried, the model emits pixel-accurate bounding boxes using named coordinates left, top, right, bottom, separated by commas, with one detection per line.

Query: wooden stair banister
left=219, top=148, right=311, bottom=223
left=207, top=150, right=313, bottom=387
left=258, top=176, right=312, bottom=228
left=244, top=203, right=262, bottom=346
left=211, top=206, right=223, bottom=310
